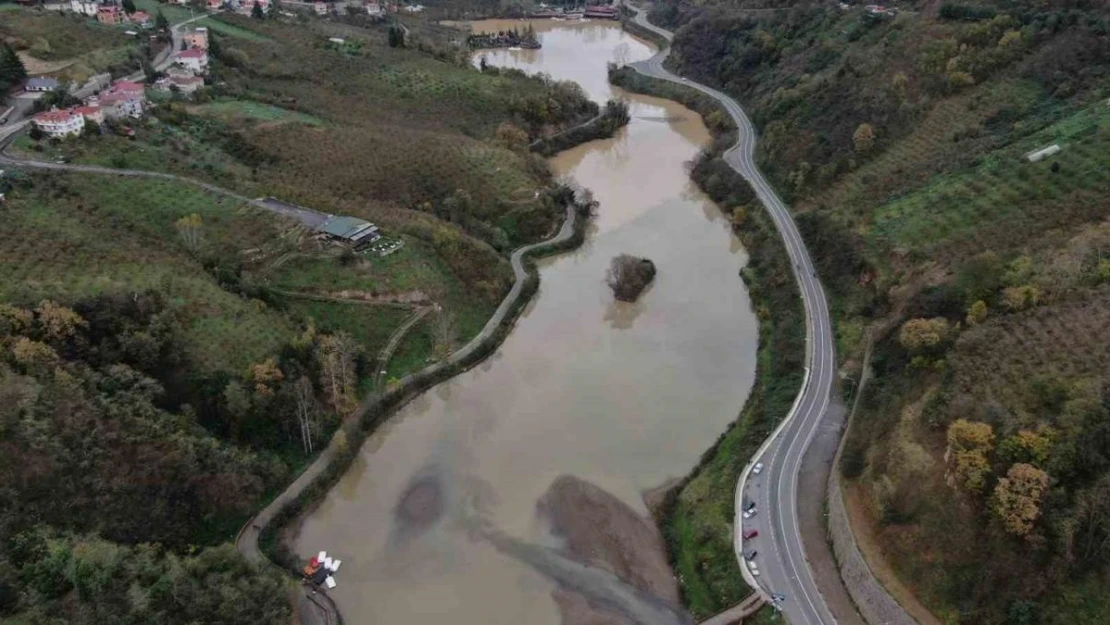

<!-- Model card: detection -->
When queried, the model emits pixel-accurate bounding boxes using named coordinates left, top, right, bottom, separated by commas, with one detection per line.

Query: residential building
left=72, top=105, right=105, bottom=125
left=365, top=1, right=382, bottom=15
left=69, top=0, right=99, bottom=17
left=183, top=26, right=209, bottom=50
left=206, top=0, right=223, bottom=9
left=24, top=77, right=60, bottom=93
left=111, top=81, right=146, bottom=96
left=96, top=83, right=146, bottom=120
left=97, top=5, right=125, bottom=24
left=31, top=108, right=85, bottom=138
left=313, top=1, right=327, bottom=15
left=173, top=48, right=210, bottom=74
left=155, top=73, right=204, bottom=95
left=317, top=215, right=381, bottom=247
left=238, top=0, right=269, bottom=14
left=129, top=10, right=150, bottom=25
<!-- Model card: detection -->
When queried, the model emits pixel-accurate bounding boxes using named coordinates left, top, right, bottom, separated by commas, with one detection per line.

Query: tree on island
left=607, top=254, right=656, bottom=302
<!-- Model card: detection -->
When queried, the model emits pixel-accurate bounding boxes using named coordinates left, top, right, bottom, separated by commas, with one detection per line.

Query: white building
left=32, top=108, right=85, bottom=138
left=173, top=48, right=210, bottom=74
left=69, top=0, right=100, bottom=17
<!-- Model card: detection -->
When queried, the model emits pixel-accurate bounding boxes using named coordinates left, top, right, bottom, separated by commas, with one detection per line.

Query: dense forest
left=653, top=0, right=1110, bottom=623
left=0, top=294, right=298, bottom=623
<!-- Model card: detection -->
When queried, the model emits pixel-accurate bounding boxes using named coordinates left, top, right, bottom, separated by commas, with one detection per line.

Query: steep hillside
left=0, top=9, right=599, bottom=624
left=654, top=1, right=1110, bottom=622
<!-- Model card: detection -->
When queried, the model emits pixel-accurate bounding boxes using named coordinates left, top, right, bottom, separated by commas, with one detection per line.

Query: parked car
left=751, top=566, right=761, bottom=577
left=744, top=500, right=756, bottom=512
left=743, top=507, right=757, bottom=519
left=743, top=528, right=759, bottom=540
left=752, top=462, right=764, bottom=475
left=744, top=550, right=758, bottom=561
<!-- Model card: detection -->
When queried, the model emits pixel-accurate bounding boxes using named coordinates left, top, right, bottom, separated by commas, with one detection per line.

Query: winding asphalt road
left=628, top=7, right=839, bottom=625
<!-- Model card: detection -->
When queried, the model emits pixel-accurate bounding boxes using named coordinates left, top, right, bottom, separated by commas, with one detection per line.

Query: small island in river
left=607, top=254, right=657, bottom=302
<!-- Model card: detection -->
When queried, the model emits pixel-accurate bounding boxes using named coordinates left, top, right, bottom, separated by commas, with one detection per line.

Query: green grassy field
left=0, top=173, right=295, bottom=372
left=197, top=15, right=271, bottom=41
left=188, top=99, right=325, bottom=125
left=12, top=117, right=258, bottom=191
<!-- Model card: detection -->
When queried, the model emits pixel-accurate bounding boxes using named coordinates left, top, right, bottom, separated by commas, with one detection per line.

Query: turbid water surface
left=293, top=19, right=759, bottom=624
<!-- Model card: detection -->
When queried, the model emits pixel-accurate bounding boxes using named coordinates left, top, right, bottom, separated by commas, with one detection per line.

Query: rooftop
left=33, top=109, right=80, bottom=123
left=177, top=48, right=207, bottom=59
left=317, top=215, right=380, bottom=241
left=26, top=77, right=59, bottom=89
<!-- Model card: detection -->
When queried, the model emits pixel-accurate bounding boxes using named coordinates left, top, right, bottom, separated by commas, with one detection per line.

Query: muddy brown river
left=293, top=20, right=758, bottom=624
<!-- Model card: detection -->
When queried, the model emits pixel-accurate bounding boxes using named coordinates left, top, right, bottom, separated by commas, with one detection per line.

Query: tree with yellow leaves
left=248, top=357, right=284, bottom=398
left=175, top=213, right=203, bottom=255
left=947, top=419, right=995, bottom=493
left=992, top=463, right=1050, bottom=537
left=853, top=122, right=876, bottom=153
left=898, top=317, right=950, bottom=351
left=966, top=300, right=988, bottom=325
left=35, top=300, right=87, bottom=343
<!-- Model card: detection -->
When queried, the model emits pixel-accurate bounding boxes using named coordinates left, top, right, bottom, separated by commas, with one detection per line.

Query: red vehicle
left=743, top=528, right=759, bottom=540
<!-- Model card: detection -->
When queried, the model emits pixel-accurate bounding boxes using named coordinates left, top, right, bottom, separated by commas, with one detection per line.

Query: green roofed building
left=316, top=215, right=381, bottom=247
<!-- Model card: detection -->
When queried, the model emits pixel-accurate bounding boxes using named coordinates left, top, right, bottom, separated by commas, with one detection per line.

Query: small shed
left=1025, top=144, right=1061, bottom=163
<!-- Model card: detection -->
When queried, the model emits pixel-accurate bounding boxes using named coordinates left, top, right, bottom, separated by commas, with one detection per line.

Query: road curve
left=627, top=7, right=839, bottom=625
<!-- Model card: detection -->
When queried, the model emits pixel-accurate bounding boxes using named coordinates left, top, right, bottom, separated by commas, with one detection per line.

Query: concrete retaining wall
left=826, top=470, right=918, bottom=625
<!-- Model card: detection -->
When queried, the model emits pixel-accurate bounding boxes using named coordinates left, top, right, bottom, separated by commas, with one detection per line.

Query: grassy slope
left=658, top=1, right=1110, bottom=623
left=0, top=173, right=295, bottom=373
left=0, top=8, right=137, bottom=81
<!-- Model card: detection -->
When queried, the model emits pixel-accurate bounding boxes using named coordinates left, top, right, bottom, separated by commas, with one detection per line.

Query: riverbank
left=247, top=196, right=590, bottom=584
left=611, top=65, right=806, bottom=620
left=530, top=99, right=631, bottom=156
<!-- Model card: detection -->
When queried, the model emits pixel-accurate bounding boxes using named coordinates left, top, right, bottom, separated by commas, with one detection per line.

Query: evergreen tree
left=251, top=1, right=264, bottom=19
left=122, top=0, right=136, bottom=14
left=0, top=43, right=28, bottom=93
left=388, top=25, right=405, bottom=48
left=155, top=10, right=169, bottom=31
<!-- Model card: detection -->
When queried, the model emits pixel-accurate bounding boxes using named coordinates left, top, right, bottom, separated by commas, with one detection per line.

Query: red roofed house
left=173, top=48, right=209, bottom=74
left=111, top=81, right=146, bottom=95
left=95, top=83, right=146, bottom=120
left=207, top=0, right=224, bottom=9
left=129, top=10, right=150, bottom=25
left=97, top=5, right=125, bottom=24
left=73, top=105, right=105, bottom=125
left=32, top=108, right=85, bottom=138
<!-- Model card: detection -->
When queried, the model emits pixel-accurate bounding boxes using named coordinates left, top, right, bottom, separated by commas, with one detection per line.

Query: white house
left=173, top=47, right=210, bottom=74
left=32, top=108, right=85, bottom=138
left=365, top=2, right=382, bottom=16
left=69, top=0, right=99, bottom=17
